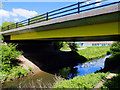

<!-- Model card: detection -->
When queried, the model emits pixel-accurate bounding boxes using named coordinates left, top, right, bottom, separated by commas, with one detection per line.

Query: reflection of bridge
left=1, top=0, right=120, bottom=41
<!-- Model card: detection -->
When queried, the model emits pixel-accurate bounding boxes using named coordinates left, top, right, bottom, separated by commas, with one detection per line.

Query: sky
left=0, top=0, right=119, bottom=26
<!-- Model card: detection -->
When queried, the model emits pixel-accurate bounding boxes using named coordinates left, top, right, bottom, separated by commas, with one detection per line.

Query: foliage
left=110, top=41, right=120, bottom=53
left=0, top=26, right=1, bottom=31
left=1, top=43, right=22, bottom=72
left=0, top=44, right=31, bottom=83
left=0, top=2, right=2, bottom=7
left=67, top=42, right=79, bottom=51
left=2, top=21, right=16, bottom=31
left=53, top=72, right=109, bottom=88
left=53, top=42, right=63, bottom=50
left=101, top=73, right=120, bottom=88
left=60, top=42, right=71, bottom=51
left=60, top=42, right=79, bottom=51
left=28, top=66, right=33, bottom=72
left=104, top=52, right=120, bottom=71
left=77, top=46, right=110, bottom=59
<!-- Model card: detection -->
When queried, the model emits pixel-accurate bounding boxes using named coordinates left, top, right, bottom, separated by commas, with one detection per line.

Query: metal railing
left=1, top=0, right=119, bottom=31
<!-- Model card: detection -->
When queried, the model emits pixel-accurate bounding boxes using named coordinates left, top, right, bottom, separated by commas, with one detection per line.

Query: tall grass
left=53, top=72, right=109, bottom=88
left=77, top=46, right=110, bottom=59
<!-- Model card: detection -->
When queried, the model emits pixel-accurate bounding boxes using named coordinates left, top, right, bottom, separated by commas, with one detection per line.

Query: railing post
left=78, top=2, right=80, bottom=13
left=28, top=19, right=30, bottom=25
left=46, top=12, right=48, bottom=21
left=1, top=27, right=3, bottom=31
left=16, top=23, right=18, bottom=28
left=8, top=25, right=9, bottom=30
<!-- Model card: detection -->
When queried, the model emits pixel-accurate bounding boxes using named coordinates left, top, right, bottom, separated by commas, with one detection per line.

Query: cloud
left=10, top=12, right=17, bottom=17
left=0, top=9, right=9, bottom=19
left=11, top=8, right=38, bottom=18
left=95, top=0, right=101, bottom=6
left=14, top=18, right=19, bottom=22
left=0, top=8, right=38, bottom=20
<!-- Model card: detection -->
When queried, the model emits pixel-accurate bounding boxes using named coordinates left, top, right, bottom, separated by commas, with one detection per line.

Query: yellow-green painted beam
left=11, top=21, right=119, bottom=40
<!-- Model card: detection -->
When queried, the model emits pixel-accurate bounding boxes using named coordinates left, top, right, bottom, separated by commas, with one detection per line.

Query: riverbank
left=0, top=44, right=35, bottom=84
left=18, top=55, right=41, bottom=74
left=77, top=46, right=110, bottom=60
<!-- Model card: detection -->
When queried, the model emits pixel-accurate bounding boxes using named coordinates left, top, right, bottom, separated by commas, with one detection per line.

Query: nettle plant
left=1, top=43, right=22, bottom=72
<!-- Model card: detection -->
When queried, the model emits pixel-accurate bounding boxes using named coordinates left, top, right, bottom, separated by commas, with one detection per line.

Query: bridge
left=1, top=0, right=120, bottom=41
left=0, top=0, right=120, bottom=71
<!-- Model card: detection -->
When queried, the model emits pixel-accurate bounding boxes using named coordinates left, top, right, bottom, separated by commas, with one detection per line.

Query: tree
left=68, top=42, right=78, bottom=51
left=0, top=2, right=2, bottom=8
left=2, top=21, right=16, bottom=31
left=53, top=42, right=63, bottom=50
left=110, top=41, right=120, bottom=53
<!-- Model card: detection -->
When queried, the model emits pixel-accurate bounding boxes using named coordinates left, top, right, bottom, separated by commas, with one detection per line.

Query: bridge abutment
left=5, top=40, right=87, bottom=72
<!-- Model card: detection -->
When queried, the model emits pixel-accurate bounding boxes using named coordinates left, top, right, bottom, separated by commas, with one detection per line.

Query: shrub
left=101, top=73, right=120, bottom=88
left=0, top=43, right=29, bottom=83
left=1, top=43, right=22, bottom=72
left=104, top=52, right=120, bottom=71
left=28, top=66, right=33, bottom=73
left=110, top=41, right=120, bottom=53
left=53, top=72, right=109, bottom=88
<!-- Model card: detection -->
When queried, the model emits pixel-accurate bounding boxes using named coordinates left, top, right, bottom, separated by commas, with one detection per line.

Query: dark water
left=2, top=54, right=112, bottom=88
left=54, top=54, right=112, bottom=79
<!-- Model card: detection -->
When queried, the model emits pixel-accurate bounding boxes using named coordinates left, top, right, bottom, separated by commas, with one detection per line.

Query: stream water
left=3, top=54, right=112, bottom=88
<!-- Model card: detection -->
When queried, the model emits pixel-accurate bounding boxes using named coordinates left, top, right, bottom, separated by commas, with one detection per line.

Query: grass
left=77, top=46, right=110, bottom=60
left=60, top=47, right=71, bottom=51
left=53, top=72, right=109, bottom=88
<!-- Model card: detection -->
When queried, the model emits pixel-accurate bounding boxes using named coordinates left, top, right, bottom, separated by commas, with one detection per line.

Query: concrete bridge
left=0, top=1, right=120, bottom=71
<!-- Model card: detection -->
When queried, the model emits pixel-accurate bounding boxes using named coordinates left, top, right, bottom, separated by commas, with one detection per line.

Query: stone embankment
left=18, top=55, right=41, bottom=74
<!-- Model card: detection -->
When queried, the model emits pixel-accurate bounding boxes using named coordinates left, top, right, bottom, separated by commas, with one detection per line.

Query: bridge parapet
left=1, top=0, right=119, bottom=33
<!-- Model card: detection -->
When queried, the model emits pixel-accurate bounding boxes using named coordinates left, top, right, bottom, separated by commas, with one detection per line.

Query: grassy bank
left=77, top=46, right=110, bottom=60
left=53, top=72, right=109, bottom=88
left=0, top=44, right=32, bottom=83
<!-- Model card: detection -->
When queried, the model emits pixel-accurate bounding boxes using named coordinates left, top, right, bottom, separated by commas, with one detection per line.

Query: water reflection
left=55, top=54, right=112, bottom=78
left=57, top=66, right=78, bottom=79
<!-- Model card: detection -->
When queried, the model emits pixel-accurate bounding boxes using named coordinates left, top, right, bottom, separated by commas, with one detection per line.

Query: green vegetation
left=101, top=73, right=120, bottom=89
left=60, top=42, right=110, bottom=60
left=60, top=42, right=79, bottom=51
left=1, top=21, right=15, bottom=31
left=0, top=43, right=32, bottom=83
left=104, top=41, right=120, bottom=71
left=53, top=72, right=109, bottom=88
left=102, top=41, right=120, bottom=88
left=77, top=46, right=110, bottom=59
left=110, top=41, right=120, bottom=53
left=104, top=52, right=120, bottom=71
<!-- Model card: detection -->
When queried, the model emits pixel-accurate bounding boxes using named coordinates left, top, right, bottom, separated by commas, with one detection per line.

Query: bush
left=0, top=43, right=29, bottom=83
left=101, top=73, right=120, bottom=88
left=53, top=72, right=109, bottom=88
left=110, top=41, right=120, bottom=53
left=28, top=66, right=33, bottom=73
left=1, top=43, right=22, bottom=72
left=104, top=52, right=120, bottom=71
left=53, top=42, right=63, bottom=50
